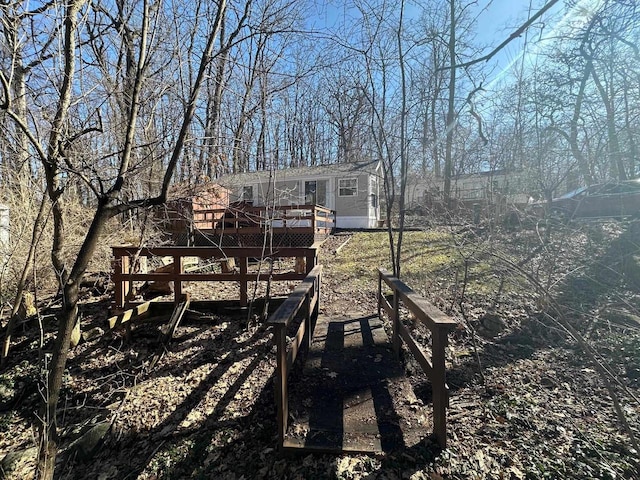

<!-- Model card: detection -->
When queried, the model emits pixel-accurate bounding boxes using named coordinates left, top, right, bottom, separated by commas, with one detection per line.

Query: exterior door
left=369, top=176, right=380, bottom=223
left=305, top=180, right=327, bottom=206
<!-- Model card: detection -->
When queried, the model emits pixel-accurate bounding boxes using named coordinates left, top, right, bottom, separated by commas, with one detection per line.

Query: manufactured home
left=218, top=160, right=382, bottom=229
left=406, top=169, right=531, bottom=211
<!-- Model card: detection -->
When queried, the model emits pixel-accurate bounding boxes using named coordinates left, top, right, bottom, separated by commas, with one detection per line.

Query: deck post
left=114, top=253, right=130, bottom=309
left=173, top=255, right=183, bottom=303
left=113, top=251, right=123, bottom=309
left=306, top=249, right=316, bottom=273
left=432, top=327, right=448, bottom=448
left=239, top=256, right=248, bottom=306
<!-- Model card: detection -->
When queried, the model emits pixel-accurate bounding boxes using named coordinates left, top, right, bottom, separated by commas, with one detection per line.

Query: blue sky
left=309, top=0, right=605, bottom=99
left=481, top=0, right=604, bottom=79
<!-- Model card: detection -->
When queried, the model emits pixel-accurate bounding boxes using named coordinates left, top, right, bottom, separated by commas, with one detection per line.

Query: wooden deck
left=268, top=267, right=456, bottom=454
left=282, top=314, right=430, bottom=453
left=191, top=204, right=335, bottom=247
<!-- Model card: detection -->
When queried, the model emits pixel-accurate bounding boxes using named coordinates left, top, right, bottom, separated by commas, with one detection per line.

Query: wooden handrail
left=191, top=204, right=336, bottom=231
left=377, top=268, right=457, bottom=448
left=267, top=264, right=322, bottom=447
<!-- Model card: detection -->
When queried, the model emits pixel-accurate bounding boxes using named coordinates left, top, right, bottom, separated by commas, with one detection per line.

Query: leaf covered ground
left=1, top=220, right=639, bottom=479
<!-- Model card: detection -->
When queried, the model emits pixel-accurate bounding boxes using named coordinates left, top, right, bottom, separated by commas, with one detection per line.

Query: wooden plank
left=286, top=318, right=307, bottom=370
left=113, top=255, right=130, bottom=309
left=308, top=294, right=318, bottom=318
left=207, top=227, right=316, bottom=235
left=378, top=269, right=457, bottom=330
left=163, top=294, right=191, bottom=340
left=267, top=265, right=323, bottom=327
left=397, top=320, right=433, bottom=377
left=112, top=246, right=318, bottom=259
left=283, top=314, right=423, bottom=454
left=149, top=295, right=191, bottom=369
left=431, top=328, right=448, bottom=448
left=334, top=236, right=351, bottom=255
left=268, top=291, right=307, bottom=328
left=112, top=272, right=311, bottom=282
left=403, top=292, right=458, bottom=331
left=107, top=300, right=157, bottom=330
left=174, top=255, right=183, bottom=301
left=381, top=296, right=393, bottom=318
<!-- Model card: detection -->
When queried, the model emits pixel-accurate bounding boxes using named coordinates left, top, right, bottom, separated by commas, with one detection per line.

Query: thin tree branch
left=438, top=0, right=562, bottom=71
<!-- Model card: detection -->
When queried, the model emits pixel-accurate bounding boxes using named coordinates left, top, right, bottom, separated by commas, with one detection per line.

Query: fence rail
left=111, top=246, right=318, bottom=308
left=377, top=268, right=458, bottom=448
left=193, top=204, right=335, bottom=234
left=267, top=265, right=322, bottom=447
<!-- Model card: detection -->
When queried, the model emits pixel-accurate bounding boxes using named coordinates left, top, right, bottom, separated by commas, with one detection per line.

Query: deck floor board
left=283, top=314, right=432, bottom=453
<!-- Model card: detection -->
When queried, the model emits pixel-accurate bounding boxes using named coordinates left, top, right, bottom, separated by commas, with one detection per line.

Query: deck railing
left=111, top=246, right=318, bottom=308
left=377, top=268, right=458, bottom=448
left=193, top=204, right=335, bottom=234
left=267, top=265, right=322, bottom=447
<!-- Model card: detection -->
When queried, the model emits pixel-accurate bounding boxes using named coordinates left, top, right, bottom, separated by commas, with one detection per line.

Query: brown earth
left=1, top=223, right=639, bottom=479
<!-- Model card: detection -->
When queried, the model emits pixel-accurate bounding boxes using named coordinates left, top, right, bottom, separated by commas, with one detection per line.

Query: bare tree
left=0, top=0, right=246, bottom=476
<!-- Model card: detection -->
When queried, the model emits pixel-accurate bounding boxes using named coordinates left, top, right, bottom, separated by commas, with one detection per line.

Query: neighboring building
left=218, top=160, right=382, bottom=228
left=406, top=169, right=531, bottom=211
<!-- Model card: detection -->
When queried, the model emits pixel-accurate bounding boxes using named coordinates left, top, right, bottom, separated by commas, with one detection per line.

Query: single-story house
left=218, top=160, right=382, bottom=228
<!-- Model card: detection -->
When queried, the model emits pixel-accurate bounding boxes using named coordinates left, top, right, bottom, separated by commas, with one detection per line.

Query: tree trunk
left=590, top=65, right=626, bottom=180
left=395, top=0, right=407, bottom=279
left=569, top=58, right=594, bottom=186
left=444, top=0, right=456, bottom=208
left=37, top=202, right=109, bottom=479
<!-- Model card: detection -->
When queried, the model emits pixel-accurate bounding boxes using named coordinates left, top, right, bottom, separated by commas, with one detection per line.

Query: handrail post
left=375, top=267, right=455, bottom=449
left=432, top=327, right=448, bottom=448
left=305, top=289, right=312, bottom=350
left=309, top=273, right=322, bottom=338
left=377, top=270, right=382, bottom=319
left=391, top=286, right=401, bottom=355
left=314, top=271, right=321, bottom=333
left=274, top=324, right=288, bottom=444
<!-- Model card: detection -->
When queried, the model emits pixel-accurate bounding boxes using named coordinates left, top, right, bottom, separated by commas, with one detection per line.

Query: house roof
left=217, top=160, right=381, bottom=187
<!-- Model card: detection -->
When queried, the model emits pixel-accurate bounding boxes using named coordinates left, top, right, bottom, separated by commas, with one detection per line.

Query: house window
left=339, top=178, right=357, bottom=197
left=305, top=180, right=327, bottom=205
left=242, top=186, right=253, bottom=201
